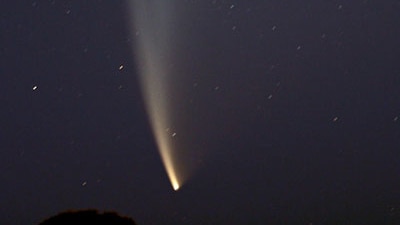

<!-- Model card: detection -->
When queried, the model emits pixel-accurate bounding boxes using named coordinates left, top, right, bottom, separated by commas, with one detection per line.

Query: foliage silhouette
left=38, top=209, right=137, bottom=225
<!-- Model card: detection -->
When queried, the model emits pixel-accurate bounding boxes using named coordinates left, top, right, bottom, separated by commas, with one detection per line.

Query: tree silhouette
left=38, top=209, right=137, bottom=225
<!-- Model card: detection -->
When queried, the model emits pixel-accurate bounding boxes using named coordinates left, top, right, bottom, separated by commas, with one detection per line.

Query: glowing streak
left=128, top=1, right=184, bottom=191
left=138, top=47, right=182, bottom=191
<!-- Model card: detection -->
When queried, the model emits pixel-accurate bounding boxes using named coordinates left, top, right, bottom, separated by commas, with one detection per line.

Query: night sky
left=2, top=1, right=400, bottom=224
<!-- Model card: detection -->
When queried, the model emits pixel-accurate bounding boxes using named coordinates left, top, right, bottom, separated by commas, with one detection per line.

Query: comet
left=127, top=1, right=188, bottom=191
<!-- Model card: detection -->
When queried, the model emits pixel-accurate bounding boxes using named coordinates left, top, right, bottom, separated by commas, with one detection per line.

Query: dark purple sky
left=1, top=1, right=400, bottom=224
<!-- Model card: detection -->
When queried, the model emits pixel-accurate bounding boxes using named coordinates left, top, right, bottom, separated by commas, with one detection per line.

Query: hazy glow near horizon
left=128, top=1, right=184, bottom=191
